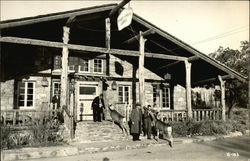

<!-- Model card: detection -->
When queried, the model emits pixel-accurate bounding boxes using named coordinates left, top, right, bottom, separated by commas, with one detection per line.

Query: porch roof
left=0, top=4, right=247, bottom=86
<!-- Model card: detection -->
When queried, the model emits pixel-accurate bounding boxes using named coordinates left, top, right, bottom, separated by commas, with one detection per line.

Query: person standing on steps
left=130, top=103, right=142, bottom=141
left=91, top=94, right=105, bottom=122
left=143, top=105, right=153, bottom=139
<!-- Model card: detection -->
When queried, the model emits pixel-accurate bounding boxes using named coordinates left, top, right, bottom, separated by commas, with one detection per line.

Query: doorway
left=77, top=82, right=99, bottom=121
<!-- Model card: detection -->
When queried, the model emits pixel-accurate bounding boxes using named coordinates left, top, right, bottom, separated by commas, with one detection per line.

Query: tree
left=209, top=41, right=249, bottom=119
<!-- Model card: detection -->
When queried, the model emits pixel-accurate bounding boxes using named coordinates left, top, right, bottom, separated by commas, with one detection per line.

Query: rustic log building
left=0, top=4, right=247, bottom=136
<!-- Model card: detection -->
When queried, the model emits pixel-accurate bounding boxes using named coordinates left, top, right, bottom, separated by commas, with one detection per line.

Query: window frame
left=161, top=87, right=171, bottom=109
left=118, top=85, right=130, bottom=104
left=52, top=81, right=61, bottom=97
left=93, top=59, right=103, bottom=73
left=78, top=59, right=90, bottom=73
left=17, top=81, right=36, bottom=108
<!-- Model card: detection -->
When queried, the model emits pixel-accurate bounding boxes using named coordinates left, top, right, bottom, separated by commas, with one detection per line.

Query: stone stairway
left=72, top=121, right=130, bottom=144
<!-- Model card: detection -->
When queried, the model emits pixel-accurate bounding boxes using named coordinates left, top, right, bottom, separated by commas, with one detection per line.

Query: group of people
left=91, top=94, right=155, bottom=141
left=130, top=103, right=155, bottom=141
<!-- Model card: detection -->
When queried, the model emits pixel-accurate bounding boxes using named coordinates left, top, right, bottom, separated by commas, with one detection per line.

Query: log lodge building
left=0, top=4, right=247, bottom=135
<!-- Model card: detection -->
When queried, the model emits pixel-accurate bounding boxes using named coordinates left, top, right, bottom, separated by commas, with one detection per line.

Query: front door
left=77, top=82, right=99, bottom=121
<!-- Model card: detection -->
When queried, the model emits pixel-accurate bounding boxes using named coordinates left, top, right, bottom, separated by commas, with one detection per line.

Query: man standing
left=130, top=103, right=142, bottom=141
left=143, top=105, right=153, bottom=139
left=91, top=94, right=105, bottom=122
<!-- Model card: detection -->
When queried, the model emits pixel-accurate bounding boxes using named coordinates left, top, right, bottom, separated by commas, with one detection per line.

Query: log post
left=60, top=26, right=70, bottom=108
left=184, top=60, right=192, bottom=118
left=218, top=75, right=226, bottom=121
left=60, top=26, right=70, bottom=138
left=139, top=31, right=146, bottom=107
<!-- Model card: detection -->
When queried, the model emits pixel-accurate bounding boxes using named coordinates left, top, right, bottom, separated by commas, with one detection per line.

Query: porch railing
left=192, top=108, right=222, bottom=121
left=0, top=109, right=61, bottom=127
left=159, top=108, right=222, bottom=122
left=160, top=110, right=187, bottom=122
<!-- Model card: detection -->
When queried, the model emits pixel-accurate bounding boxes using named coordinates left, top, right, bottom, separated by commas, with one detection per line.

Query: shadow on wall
left=115, top=61, right=124, bottom=76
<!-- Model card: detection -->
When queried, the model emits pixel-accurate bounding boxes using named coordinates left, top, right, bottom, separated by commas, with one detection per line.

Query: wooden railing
left=0, top=109, right=61, bottom=127
left=159, top=108, right=222, bottom=122
left=192, top=108, right=222, bottom=121
left=160, top=110, right=187, bottom=122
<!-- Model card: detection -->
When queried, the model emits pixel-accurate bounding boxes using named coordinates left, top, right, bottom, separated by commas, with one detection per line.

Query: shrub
left=169, top=119, right=246, bottom=137
left=30, top=116, right=62, bottom=145
left=0, top=127, right=11, bottom=149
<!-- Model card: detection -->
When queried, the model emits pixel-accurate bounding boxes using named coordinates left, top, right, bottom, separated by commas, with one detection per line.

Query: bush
left=0, top=116, right=63, bottom=150
left=169, top=119, right=247, bottom=137
left=0, top=127, right=11, bottom=149
left=30, top=116, right=62, bottom=145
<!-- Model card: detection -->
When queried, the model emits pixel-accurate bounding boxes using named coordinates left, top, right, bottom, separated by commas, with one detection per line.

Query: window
left=68, top=57, right=78, bottom=72
left=118, top=85, right=130, bottom=103
left=79, top=58, right=89, bottom=73
left=93, top=59, right=103, bottom=73
left=18, top=82, right=35, bottom=107
left=79, top=86, right=96, bottom=95
left=162, top=87, right=170, bottom=108
left=52, top=82, right=61, bottom=97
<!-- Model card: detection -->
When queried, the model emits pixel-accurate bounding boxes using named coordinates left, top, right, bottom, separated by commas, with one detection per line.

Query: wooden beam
left=157, top=61, right=181, bottom=70
left=185, top=60, right=192, bottom=118
left=139, top=31, right=146, bottom=107
left=157, top=56, right=198, bottom=70
left=0, top=36, right=188, bottom=61
left=0, top=5, right=116, bottom=29
left=193, top=75, right=233, bottom=86
left=188, top=56, right=199, bottom=62
left=123, top=29, right=155, bottom=45
left=109, top=0, right=131, bottom=17
left=127, top=27, right=179, bottom=56
left=218, top=75, right=226, bottom=121
left=105, top=18, right=111, bottom=76
left=66, top=16, right=76, bottom=27
left=105, top=18, right=111, bottom=50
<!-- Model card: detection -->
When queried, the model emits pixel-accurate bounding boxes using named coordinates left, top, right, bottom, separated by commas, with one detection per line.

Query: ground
left=23, top=135, right=250, bottom=161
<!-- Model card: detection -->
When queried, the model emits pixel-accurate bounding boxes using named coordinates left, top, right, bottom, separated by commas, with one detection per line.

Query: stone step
left=73, top=120, right=130, bottom=144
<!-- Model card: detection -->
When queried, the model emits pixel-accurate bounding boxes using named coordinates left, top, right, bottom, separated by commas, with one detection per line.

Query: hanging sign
left=117, top=7, right=133, bottom=31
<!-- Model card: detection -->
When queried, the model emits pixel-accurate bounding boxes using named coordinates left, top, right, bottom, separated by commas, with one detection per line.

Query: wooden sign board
left=117, top=7, right=133, bottom=31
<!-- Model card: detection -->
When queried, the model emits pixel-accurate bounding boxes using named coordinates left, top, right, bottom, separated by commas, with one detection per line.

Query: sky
left=1, top=1, right=249, bottom=55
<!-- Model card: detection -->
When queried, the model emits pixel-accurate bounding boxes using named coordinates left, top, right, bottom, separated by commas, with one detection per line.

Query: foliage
left=0, top=127, right=11, bottom=149
left=30, top=116, right=63, bottom=144
left=209, top=41, right=249, bottom=76
left=0, top=115, right=63, bottom=150
left=169, top=116, right=248, bottom=137
left=209, top=41, right=249, bottom=117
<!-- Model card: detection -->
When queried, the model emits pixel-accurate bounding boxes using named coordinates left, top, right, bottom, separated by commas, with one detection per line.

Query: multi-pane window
left=162, top=87, right=170, bottom=108
left=68, top=57, right=78, bottom=72
left=79, top=58, right=89, bottom=72
left=93, top=59, right=103, bottom=73
left=18, top=82, right=35, bottom=107
left=118, top=85, right=130, bottom=103
left=52, top=82, right=61, bottom=97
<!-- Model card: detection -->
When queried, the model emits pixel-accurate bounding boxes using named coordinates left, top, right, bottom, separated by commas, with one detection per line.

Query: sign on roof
left=117, top=7, right=133, bottom=31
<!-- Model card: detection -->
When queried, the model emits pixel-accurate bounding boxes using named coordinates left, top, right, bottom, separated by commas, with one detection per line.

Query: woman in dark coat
left=130, top=103, right=142, bottom=141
